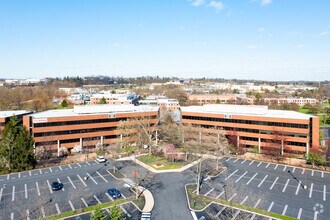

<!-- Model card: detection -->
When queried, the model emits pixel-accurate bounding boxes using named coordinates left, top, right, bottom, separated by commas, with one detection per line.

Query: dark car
left=107, top=188, right=121, bottom=199
left=52, top=181, right=63, bottom=191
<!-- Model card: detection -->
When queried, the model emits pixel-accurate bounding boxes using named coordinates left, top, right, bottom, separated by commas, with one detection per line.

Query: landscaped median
left=137, top=154, right=199, bottom=170
left=43, top=198, right=127, bottom=220
left=185, top=184, right=298, bottom=220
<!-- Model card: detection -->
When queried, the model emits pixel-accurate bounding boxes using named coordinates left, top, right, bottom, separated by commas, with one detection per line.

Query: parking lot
left=197, top=157, right=330, bottom=220
left=0, top=160, right=144, bottom=220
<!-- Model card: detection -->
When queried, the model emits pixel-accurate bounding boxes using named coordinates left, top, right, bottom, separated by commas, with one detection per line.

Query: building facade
left=23, top=105, right=159, bottom=155
left=181, top=104, right=319, bottom=154
left=0, top=110, right=32, bottom=133
left=261, top=97, right=319, bottom=106
left=187, top=94, right=254, bottom=105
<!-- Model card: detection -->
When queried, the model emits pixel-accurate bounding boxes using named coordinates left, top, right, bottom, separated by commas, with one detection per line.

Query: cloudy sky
left=0, top=0, right=329, bottom=80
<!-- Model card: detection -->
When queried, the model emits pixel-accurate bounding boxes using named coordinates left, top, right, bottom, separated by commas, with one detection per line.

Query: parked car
left=97, top=156, right=106, bottom=163
left=107, top=188, right=121, bottom=199
left=52, top=181, right=63, bottom=191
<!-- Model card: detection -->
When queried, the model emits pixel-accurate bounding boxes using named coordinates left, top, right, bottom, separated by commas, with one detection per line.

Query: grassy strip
left=138, top=155, right=199, bottom=170
left=186, top=185, right=297, bottom=220
left=44, top=199, right=127, bottom=220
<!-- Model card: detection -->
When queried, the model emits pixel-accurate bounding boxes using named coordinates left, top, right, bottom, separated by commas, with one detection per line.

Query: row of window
left=34, top=127, right=119, bottom=137
left=182, top=115, right=309, bottom=129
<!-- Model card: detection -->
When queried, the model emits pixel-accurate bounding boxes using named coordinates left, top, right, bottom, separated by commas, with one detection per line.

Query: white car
left=96, top=156, right=106, bottom=163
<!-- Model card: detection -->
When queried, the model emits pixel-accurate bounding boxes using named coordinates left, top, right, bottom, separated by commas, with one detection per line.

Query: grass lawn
left=137, top=155, right=198, bottom=170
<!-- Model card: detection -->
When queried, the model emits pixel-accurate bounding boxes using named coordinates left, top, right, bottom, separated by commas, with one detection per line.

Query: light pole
left=223, top=184, right=228, bottom=201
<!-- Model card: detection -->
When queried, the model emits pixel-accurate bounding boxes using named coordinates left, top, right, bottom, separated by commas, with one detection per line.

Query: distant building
left=187, top=94, right=254, bottom=105
left=139, top=96, right=180, bottom=111
left=262, top=97, right=319, bottom=106
left=90, top=93, right=132, bottom=105
left=0, top=110, right=32, bottom=134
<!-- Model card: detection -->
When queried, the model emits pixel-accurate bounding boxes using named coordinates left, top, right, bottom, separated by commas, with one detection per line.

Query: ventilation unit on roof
left=109, top=113, right=116, bottom=118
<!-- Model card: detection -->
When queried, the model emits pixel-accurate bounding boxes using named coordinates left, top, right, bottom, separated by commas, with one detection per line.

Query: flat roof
left=0, top=110, right=32, bottom=118
left=181, top=104, right=314, bottom=120
left=29, top=104, right=159, bottom=118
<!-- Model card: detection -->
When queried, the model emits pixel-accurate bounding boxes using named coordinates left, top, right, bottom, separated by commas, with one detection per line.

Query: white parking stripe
left=297, top=208, right=302, bottom=219
left=39, top=169, right=42, bottom=174
left=282, top=179, right=290, bottom=192
left=69, top=200, right=75, bottom=211
left=57, top=178, right=65, bottom=191
left=258, top=175, right=268, bottom=187
left=77, top=163, right=82, bottom=167
left=235, top=171, right=248, bottom=183
left=81, top=198, right=88, bottom=207
left=29, top=171, right=31, bottom=176
left=55, top=203, right=61, bottom=214
left=47, top=180, right=53, bottom=193
left=121, top=193, right=127, bottom=199
left=257, top=162, right=262, bottom=167
left=270, top=177, right=279, bottom=190
left=67, top=177, right=76, bottom=189
left=216, top=191, right=224, bottom=199
left=295, top=181, right=301, bottom=195
left=120, top=205, right=131, bottom=218
left=87, top=173, right=98, bottom=184
left=12, top=186, right=15, bottom=201
left=283, top=166, right=287, bottom=171
left=49, top=167, right=53, bottom=173
left=7, top=174, right=9, bottom=180
left=77, top=175, right=87, bottom=187
left=0, top=188, right=3, bottom=203
left=241, top=159, right=246, bottom=164
left=309, top=183, right=314, bottom=198
left=282, top=204, right=288, bottom=215
left=59, top=166, right=63, bottom=171
left=41, top=206, right=45, bottom=217
left=312, top=170, right=314, bottom=176
left=204, top=188, right=214, bottom=196
left=105, top=192, right=114, bottom=201
left=225, top=169, right=238, bottom=180
left=68, top=164, right=72, bottom=169
left=292, top=167, right=296, bottom=173
left=274, top=164, right=278, bottom=170
left=226, top=157, right=231, bottom=161
left=314, top=211, right=318, bottom=220
left=254, top=198, right=261, bottom=208
left=324, top=185, right=326, bottom=201
left=36, top=182, right=41, bottom=196
left=321, top=172, right=324, bottom=178
left=96, top=171, right=108, bottom=183
left=250, top=214, right=256, bottom=220
left=249, top=161, right=254, bottom=165
left=10, top=213, right=14, bottom=220
left=233, top=158, right=239, bottom=163
left=18, top=173, right=20, bottom=178
left=265, top=163, right=270, bottom=168
left=302, top=169, right=305, bottom=175
left=26, top=209, right=30, bottom=220
left=267, top=202, right=274, bottom=212
left=228, top=193, right=237, bottom=201
left=94, top=195, right=102, bottom=204
left=246, top=173, right=258, bottom=185
left=241, top=196, right=248, bottom=204
left=215, top=206, right=227, bottom=217
left=86, top=161, right=91, bottom=166
left=25, top=184, right=28, bottom=199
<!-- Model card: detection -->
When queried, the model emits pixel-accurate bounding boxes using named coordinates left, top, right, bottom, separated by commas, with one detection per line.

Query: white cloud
left=260, top=0, right=272, bottom=6
left=247, top=44, right=258, bottom=49
left=191, top=0, right=204, bottom=7
left=208, top=1, right=224, bottom=13
left=296, top=44, right=304, bottom=49
left=319, top=31, right=330, bottom=36
left=258, top=27, right=265, bottom=32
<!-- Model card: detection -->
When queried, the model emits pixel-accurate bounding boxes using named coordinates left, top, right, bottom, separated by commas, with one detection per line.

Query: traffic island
left=107, top=168, right=126, bottom=179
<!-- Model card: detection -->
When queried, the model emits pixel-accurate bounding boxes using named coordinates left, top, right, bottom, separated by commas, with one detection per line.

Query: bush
left=307, top=152, right=326, bottom=167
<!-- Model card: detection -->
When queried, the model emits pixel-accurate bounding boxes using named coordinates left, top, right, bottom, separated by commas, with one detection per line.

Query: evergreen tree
left=110, top=205, right=125, bottom=220
left=61, top=99, right=68, bottom=108
left=100, top=97, right=107, bottom=104
left=90, top=205, right=106, bottom=220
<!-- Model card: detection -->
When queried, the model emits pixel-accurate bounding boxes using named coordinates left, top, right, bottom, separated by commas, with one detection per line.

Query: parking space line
left=55, top=203, right=61, bottom=214
left=295, top=181, right=301, bottom=195
left=87, top=173, right=98, bottom=184
left=86, top=161, right=91, bottom=166
left=249, top=161, right=254, bottom=165
left=96, top=171, right=108, bottom=183
left=0, top=188, right=3, bottom=203
left=314, top=211, right=318, bottom=220
left=67, top=177, right=76, bottom=189
left=216, top=191, right=224, bottom=199
left=311, top=170, right=314, bottom=176
left=270, top=177, right=279, bottom=190
left=215, top=206, right=227, bottom=217
left=282, top=179, right=290, bottom=192
left=233, top=158, right=239, bottom=163
left=228, top=193, right=236, bottom=201
left=267, top=201, right=274, bottom=212
left=121, top=193, right=127, bottom=199
left=120, top=204, right=131, bottom=218
left=10, top=212, right=14, bottom=220
left=254, top=198, right=261, bottom=208
left=282, top=204, right=288, bottom=215
left=57, top=178, right=65, bottom=191
left=250, top=214, right=255, bottom=220
left=77, top=163, right=82, bottom=167
left=41, top=206, right=45, bottom=217
left=301, top=169, right=305, bottom=175
left=297, top=208, right=302, bottom=219
left=46, top=180, right=53, bottom=193
left=241, top=159, right=246, bottom=164
left=241, top=195, right=248, bottom=204
left=323, top=185, right=326, bottom=201
left=77, top=175, right=87, bottom=187
left=105, top=192, right=114, bottom=201
left=246, top=173, right=258, bottom=185
left=69, top=200, right=75, bottom=211
left=49, top=167, right=53, bottom=173
left=7, top=174, right=9, bottom=180
left=283, top=166, right=287, bottom=171
left=321, top=172, right=324, bottom=178
left=257, top=162, right=262, bottom=167
left=25, top=184, right=28, bottom=198
left=18, top=173, right=21, bottom=178
left=36, top=182, right=41, bottom=196
left=235, top=171, right=248, bottom=183
left=309, top=183, right=313, bottom=198
left=94, top=195, right=102, bottom=204
left=39, top=169, right=42, bottom=174
left=225, top=169, right=238, bottom=180
left=226, top=157, right=231, bottom=162
left=204, top=188, right=214, bottom=196
left=29, top=171, right=31, bottom=176
left=292, top=167, right=296, bottom=173
left=26, top=209, right=30, bottom=220
left=68, top=164, right=72, bottom=169
left=59, top=166, right=63, bottom=171
left=258, top=175, right=268, bottom=187
left=12, top=186, right=15, bottom=201
left=81, top=198, right=88, bottom=207
left=265, top=163, right=270, bottom=168
left=274, top=164, right=278, bottom=170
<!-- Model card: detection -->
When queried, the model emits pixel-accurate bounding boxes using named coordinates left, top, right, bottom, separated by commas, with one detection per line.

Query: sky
left=0, top=0, right=329, bottom=81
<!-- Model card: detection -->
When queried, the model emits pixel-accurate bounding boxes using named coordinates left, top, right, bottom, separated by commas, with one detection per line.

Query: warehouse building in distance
left=181, top=104, right=319, bottom=155
left=0, top=110, right=32, bottom=133
left=23, top=105, right=159, bottom=155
